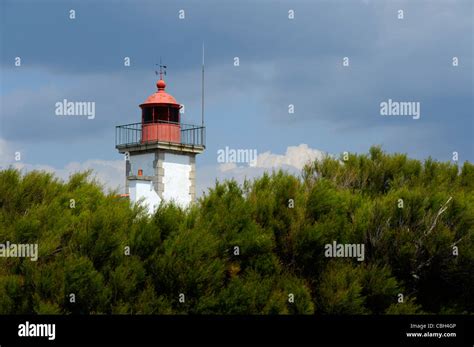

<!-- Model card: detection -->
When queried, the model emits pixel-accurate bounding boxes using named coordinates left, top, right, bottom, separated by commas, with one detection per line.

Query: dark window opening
left=169, top=107, right=180, bottom=123
left=142, top=106, right=180, bottom=124
left=154, top=106, right=169, bottom=122
left=143, top=108, right=153, bottom=123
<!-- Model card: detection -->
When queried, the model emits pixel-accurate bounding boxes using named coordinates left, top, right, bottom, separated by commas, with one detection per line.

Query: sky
left=0, top=0, right=472, bottom=195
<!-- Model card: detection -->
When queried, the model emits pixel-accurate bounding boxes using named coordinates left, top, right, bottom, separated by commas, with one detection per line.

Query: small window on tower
left=143, top=108, right=153, bottom=123
left=154, top=106, right=168, bottom=122
left=169, top=107, right=180, bottom=123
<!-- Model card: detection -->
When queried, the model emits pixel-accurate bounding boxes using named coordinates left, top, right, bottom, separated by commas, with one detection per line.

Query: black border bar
left=0, top=315, right=472, bottom=345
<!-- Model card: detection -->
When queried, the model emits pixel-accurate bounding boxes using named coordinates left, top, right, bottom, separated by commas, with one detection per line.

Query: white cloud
left=200, top=144, right=326, bottom=197
left=60, top=160, right=125, bottom=192
left=1, top=139, right=124, bottom=193
left=215, top=144, right=325, bottom=172
left=218, top=162, right=237, bottom=172
left=0, top=138, right=10, bottom=163
left=2, top=139, right=324, bottom=197
left=255, top=144, right=325, bottom=170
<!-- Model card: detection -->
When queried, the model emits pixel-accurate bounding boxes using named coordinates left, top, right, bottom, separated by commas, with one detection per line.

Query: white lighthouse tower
left=115, top=67, right=205, bottom=214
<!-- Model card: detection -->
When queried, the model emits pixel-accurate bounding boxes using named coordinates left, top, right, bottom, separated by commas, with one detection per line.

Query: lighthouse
left=115, top=68, right=205, bottom=214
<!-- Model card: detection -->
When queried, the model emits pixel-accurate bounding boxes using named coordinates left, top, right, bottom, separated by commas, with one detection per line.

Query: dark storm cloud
left=0, top=0, right=380, bottom=73
left=0, top=0, right=472, bottom=162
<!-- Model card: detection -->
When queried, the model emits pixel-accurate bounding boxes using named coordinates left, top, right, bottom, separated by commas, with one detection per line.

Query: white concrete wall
left=129, top=153, right=155, bottom=176
left=162, top=152, right=192, bottom=207
left=129, top=179, right=161, bottom=215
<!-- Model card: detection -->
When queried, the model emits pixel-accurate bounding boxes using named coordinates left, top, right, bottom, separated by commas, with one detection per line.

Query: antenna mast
left=201, top=44, right=205, bottom=127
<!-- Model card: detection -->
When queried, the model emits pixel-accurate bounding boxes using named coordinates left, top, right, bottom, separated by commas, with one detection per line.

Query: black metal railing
left=115, top=121, right=205, bottom=148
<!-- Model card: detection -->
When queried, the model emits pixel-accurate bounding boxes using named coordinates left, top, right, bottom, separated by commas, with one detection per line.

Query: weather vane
left=155, top=57, right=167, bottom=80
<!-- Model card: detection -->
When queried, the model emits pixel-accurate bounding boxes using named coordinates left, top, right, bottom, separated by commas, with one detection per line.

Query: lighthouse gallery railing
left=115, top=121, right=205, bottom=148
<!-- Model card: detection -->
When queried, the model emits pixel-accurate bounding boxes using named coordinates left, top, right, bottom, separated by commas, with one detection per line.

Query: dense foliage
left=0, top=147, right=472, bottom=314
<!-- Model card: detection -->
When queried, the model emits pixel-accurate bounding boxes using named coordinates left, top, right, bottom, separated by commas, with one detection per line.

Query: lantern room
left=139, top=78, right=181, bottom=143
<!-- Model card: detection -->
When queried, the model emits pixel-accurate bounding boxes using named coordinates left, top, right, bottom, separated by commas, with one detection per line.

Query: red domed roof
left=140, top=79, right=179, bottom=107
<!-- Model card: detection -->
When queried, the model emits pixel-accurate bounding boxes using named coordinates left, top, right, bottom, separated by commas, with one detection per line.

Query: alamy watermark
left=0, top=241, right=38, bottom=261
left=325, top=241, right=365, bottom=261
left=18, top=321, right=55, bottom=340
left=380, top=98, right=420, bottom=120
left=217, top=146, right=257, bottom=167
left=55, top=99, right=95, bottom=119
